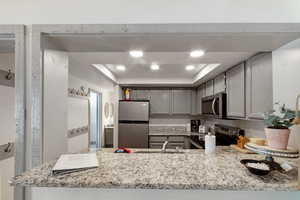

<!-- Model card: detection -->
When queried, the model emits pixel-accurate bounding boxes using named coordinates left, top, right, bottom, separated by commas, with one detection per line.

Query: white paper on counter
left=52, top=153, right=99, bottom=175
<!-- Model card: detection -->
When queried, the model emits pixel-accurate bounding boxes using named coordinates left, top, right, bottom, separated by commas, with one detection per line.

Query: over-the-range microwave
left=201, top=92, right=227, bottom=119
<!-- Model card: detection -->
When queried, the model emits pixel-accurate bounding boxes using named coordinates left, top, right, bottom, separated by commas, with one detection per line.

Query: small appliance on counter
left=190, top=120, right=201, bottom=132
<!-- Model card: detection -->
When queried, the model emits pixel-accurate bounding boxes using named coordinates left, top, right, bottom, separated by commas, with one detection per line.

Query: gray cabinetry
left=149, top=135, right=190, bottom=149
left=205, top=80, right=214, bottom=96
left=172, top=89, right=191, bottom=114
left=246, top=53, right=273, bottom=120
left=196, top=84, right=205, bottom=114
left=149, top=89, right=171, bottom=114
left=104, top=128, right=114, bottom=148
left=214, top=73, right=226, bottom=93
left=191, top=89, right=197, bottom=115
left=133, top=89, right=150, bottom=100
left=226, top=63, right=245, bottom=118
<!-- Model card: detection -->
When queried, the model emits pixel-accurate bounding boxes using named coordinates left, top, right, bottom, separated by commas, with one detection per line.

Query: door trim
left=0, top=25, right=26, bottom=200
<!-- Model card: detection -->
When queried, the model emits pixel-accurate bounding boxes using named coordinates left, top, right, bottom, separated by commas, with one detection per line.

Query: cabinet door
left=172, top=89, right=191, bottom=114
left=130, top=89, right=138, bottom=100
left=149, top=89, right=171, bottom=114
left=246, top=53, right=273, bottom=119
left=226, top=63, right=245, bottom=118
left=191, top=89, right=197, bottom=115
left=205, top=80, right=214, bottom=96
left=135, top=89, right=150, bottom=100
left=214, top=73, right=226, bottom=93
left=196, top=84, right=205, bottom=114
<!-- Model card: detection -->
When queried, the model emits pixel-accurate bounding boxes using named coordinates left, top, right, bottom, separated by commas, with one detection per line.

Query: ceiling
left=68, top=52, right=254, bottom=84
left=45, top=33, right=300, bottom=85
left=45, top=33, right=300, bottom=52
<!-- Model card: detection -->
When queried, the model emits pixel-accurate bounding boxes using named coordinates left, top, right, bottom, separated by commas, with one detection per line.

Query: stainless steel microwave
left=201, top=92, right=227, bottom=119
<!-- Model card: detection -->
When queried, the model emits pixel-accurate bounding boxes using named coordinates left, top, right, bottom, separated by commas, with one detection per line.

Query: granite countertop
left=11, top=147, right=298, bottom=191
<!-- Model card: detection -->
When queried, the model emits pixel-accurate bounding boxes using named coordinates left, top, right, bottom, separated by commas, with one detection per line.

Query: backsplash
left=149, top=125, right=187, bottom=133
left=201, top=118, right=265, bottom=138
left=150, top=115, right=265, bottom=138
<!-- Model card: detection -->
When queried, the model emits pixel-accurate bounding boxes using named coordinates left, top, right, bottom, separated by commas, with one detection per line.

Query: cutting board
left=230, top=144, right=255, bottom=154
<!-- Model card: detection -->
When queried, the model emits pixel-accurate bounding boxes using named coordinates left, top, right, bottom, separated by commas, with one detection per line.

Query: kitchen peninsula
left=11, top=147, right=299, bottom=200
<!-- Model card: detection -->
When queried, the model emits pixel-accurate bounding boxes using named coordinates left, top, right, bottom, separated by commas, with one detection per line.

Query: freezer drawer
left=118, top=123, right=149, bottom=148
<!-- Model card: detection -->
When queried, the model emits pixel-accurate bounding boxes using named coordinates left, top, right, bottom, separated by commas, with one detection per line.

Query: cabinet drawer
left=149, top=143, right=163, bottom=149
left=167, top=143, right=184, bottom=149
left=168, top=136, right=185, bottom=142
left=149, top=142, right=184, bottom=149
left=149, top=136, right=167, bottom=142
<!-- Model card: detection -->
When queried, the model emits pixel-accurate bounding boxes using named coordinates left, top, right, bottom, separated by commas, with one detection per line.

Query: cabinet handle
left=212, top=97, right=217, bottom=116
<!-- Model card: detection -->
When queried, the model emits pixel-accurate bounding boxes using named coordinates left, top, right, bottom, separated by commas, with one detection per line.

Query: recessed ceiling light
left=116, top=65, right=126, bottom=71
left=190, top=50, right=205, bottom=58
left=150, top=64, right=160, bottom=71
left=129, top=50, right=143, bottom=58
left=185, top=65, right=195, bottom=71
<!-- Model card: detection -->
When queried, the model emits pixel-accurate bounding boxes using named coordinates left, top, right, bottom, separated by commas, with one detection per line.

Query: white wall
left=1, top=0, right=300, bottom=24
left=67, top=97, right=89, bottom=153
left=0, top=53, right=15, bottom=200
left=68, top=74, right=115, bottom=148
left=43, top=50, right=68, bottom=162
left=273, top=38, right=300, bottom=150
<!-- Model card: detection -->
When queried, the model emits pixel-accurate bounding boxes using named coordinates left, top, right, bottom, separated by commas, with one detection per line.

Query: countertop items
left=11, top=147, right=298, bottom=191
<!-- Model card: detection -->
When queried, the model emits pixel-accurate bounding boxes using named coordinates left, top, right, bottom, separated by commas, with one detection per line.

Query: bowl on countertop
left=241, top=159, right=272, bottom=176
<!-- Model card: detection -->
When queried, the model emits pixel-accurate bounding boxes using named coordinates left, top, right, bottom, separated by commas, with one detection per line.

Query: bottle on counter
left=124, top=88, right=130, bottom=100
left=205, top=132, right=216, bottom=154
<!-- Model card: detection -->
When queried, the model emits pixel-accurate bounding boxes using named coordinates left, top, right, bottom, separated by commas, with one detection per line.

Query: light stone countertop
left=11, top=147, right=299, bottom=191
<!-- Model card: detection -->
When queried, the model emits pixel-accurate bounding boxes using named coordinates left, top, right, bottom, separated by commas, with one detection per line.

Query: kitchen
left=7, top=25, right=300, bottom=200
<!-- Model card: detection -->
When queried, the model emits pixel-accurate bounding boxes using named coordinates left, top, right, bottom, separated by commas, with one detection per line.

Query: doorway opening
left=89, top=90, right=102, bottom=150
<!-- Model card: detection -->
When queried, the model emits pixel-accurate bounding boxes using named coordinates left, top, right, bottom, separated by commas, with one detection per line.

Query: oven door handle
left=212, top=97, right=217, bottom=116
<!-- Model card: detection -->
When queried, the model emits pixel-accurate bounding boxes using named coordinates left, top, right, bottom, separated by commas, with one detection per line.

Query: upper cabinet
left=172, top=89, right=192, bottom=114
left=205, top=80, right=214, bottom=96
left=191, top=89, right=197, bottom=115
left=246, top=53, right=273, bottom=120
left=214, top=73, right=226, bottom=94
left=196, top=84, right=205, bottom=114
left=226, top=63, right=245, bottom=119
left=148, top=89, right=171, bottom=114
left=124, top=52, right=272, bottom=120
left=132, top=89, right=150, bottom=100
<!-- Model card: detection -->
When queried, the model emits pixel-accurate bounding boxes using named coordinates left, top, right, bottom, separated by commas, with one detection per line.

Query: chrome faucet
left=161, top=141, right=169, bottom=152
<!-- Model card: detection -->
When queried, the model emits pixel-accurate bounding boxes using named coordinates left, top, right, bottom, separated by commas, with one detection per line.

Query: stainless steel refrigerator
left=118, top=100, right=150, bottom=148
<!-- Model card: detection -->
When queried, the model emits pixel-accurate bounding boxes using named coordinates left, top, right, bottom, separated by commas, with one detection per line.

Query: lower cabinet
left=149, top=135, right=191, bottom=149
left=104, top=128, right=114, bottom=148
